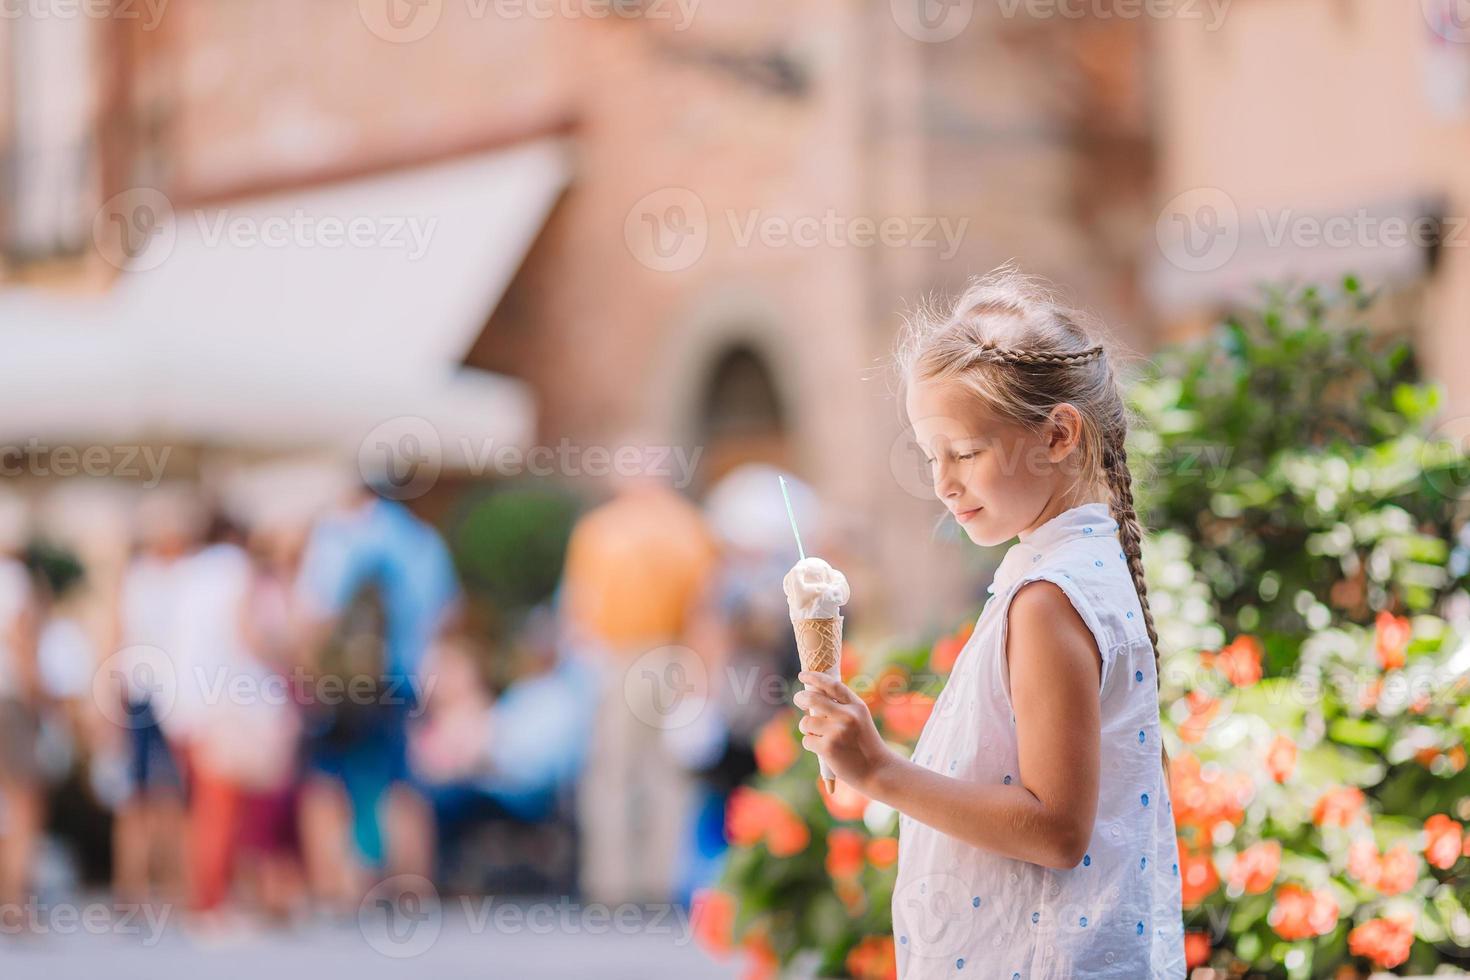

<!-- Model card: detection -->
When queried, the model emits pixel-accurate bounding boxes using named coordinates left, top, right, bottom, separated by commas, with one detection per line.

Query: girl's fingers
left=801, top=735, right=824, bottom=754
left=793, top=690, right=838, bottom=715
left=798, top=671, right=851, bottom=704
left=798, top=714, right=835, bottom=737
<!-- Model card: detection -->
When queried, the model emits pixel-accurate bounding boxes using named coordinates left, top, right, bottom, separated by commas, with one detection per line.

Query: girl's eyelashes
left=924, top=450, right=981, bottom=468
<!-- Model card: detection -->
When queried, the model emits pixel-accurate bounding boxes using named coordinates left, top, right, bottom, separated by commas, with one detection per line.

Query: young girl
left=794, top=269, right=1186, bottom=978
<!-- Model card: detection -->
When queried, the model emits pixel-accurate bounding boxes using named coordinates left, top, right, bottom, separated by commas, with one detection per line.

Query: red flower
left=753, top=714, right=799, bottom=777
left=929, top=623, right=973, bottom=674
left=1374, top=844, right=1419, bottom=896
left=1375, top=610, right=1411, bottom=671
left=1347, top=838, right=1381, bottom=889
left=1228, top=841, right=1281, bottom=895
left=846, top=935, right=897, bottom=980
left=1425, top=814, right=1464, bottom=870
left=866, top=836, right=898, bottom=869
left=1184, top=930, right=1212, bottom=969
left=1178, top=690, right=1220, bottom=744
left=840, top=643, right=862, bottom=682
left=826, top=828, right=865, bottom=880
left=819, top=776, right=869, bottom=822
left=741, top=931, right=779, bottom=980
left=1313, top=786, right=1367, bottom=828
left=1179, top=845, right=1219, bottom=909
left=881, top=692, right=935, bottom=741
left=1268, top=884, right=1339, bottom=941
left=726, top=787, right=809, bottom=857
left=1348, top=915, right=1415, bottom=970
left=1264, top=734, right=1297, bottom=783
left=1170, top=752, right=1251, bottom=832
left=1203, top=635, right=1263, bottom=687
left=691, top=889, right=735, bottom=955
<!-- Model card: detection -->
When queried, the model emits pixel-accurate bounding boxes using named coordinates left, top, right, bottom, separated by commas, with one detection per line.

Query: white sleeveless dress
left=892, top=502, right=1186, bottom=979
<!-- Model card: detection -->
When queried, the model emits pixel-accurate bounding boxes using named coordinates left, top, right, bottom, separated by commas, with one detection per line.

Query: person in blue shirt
left=294, top=486, right=460, bottom=905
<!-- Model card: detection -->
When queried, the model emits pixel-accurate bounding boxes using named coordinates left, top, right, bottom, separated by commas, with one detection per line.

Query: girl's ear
left=1045, top=403, right=1085, bottom=462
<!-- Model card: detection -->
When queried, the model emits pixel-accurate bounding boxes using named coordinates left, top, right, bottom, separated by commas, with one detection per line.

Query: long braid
left=1102, top=430, right=1170, bottom=782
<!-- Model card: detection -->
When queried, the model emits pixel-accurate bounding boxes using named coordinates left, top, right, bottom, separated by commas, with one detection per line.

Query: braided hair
left=896, top=265, right=1168, bottom=781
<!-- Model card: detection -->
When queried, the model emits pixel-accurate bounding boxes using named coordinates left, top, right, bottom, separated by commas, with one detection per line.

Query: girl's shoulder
left=994, top=534, right=1148, bottom=657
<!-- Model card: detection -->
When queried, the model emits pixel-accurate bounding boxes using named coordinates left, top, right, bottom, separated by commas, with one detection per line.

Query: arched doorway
left=693, top=344, right=790, bottom=493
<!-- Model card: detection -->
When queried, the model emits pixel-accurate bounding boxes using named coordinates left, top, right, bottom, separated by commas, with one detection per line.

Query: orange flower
left=840, top=643, right=862, bottom=682
left=1313, top=786, right=1368, bottom=828
left=1184, top=930, right=1212, bottom=969
left=1348, top=915, right=1415, bottom=970
left=819, top=776, right=869, bottom=822
left=929, top=623, right=973, bottom=674
left=1203, top=635, right=1263, bottom=687
left=691, top=889, right=736, bottom=955
left=1425, top=814, right=1464, bottom=870
left=1269, top=884, right=1339, bottom=941
left=1449, top=746, right=1467, bottom=772
left=826, top=828, right=865, bottom=879
left=1265, top=734, right=1297, bottom=783
left=741, top=931, right=779, bottom=980
left=1179, top=846, right=1219, bottom=908
left=1178, top=690, right=1221, bottom=744
left=858, top=666, right=905, bottom=710
left=753, top=714, right=799, bottom=777
left=866, top=836, right=899, bottom=869
left=846, top=935, right=897, bottom=980
left=1358, top=678, right=1381, bottom=711
left=1170, top=752, right=1251, bottom=832
left=1374, top=844, right=1419, bottom=896
left=727, top=787, right=778, bottom=848
left=834, top=876, right=867, bottom=916
left=1228, top=841, right=1281, bottom=895
left=1375, top=610, right=1411, bottom=671
left=881, top=692, right=935, bottom=741
left=766, top=805, right=811, bottom=858
left=727, top=787, right=809, bottom=857
left=1347, top=838, right=1381, bottom=889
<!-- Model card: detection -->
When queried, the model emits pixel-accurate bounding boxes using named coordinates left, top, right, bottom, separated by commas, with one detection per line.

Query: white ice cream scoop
left=782, top=556, right=850, bottom=621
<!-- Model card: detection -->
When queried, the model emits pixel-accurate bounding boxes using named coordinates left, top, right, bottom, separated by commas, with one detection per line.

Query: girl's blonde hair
left=896, top=265, right=1167, bottom=777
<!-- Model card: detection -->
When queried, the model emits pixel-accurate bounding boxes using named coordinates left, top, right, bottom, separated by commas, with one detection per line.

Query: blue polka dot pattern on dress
left=972, top=896, right=981, bottom=908
left=1094, top=559, right=1103, bottom=567
left=1032, top=911, right=1040, bottom=924
left=901, top=936, right=908, bottom=945
left=1079, top=916, right=1088, bottom=927
left=1138, top=730, right=1145, bottom=743
left=1141, top=792, right=1150, bottom=807
left=1003, top=774, right=1012, bottom=784
left=1084, top=526, right=1093, bottom=534
left=1137, top=921, right=1145, bottom=936
left=957, top=958, right=965, bottom=970
left=1134, top=669, right=1143, bottom=683
left=1082, top=854, right=1090, bottom=866
left=1140, top=856, right=1147, bottom=870
left=1126, top=610, right=1134, bottom=619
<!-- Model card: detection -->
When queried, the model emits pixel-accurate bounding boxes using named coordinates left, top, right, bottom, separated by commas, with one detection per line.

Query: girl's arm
left=795, top=580, right=1103, bottom=870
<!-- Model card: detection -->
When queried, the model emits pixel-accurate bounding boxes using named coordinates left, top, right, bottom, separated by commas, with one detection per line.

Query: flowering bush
left=702, top=281, right=1470, bottom=979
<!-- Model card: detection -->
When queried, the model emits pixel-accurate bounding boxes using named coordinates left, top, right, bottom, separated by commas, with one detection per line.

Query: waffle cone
left=793, top=614, right=842, bottom=793
left=793, top=615, right=842, bottom=673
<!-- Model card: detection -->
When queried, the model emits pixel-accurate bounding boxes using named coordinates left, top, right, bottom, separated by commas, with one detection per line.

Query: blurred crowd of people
left=0, top=461, right=828, bottom=935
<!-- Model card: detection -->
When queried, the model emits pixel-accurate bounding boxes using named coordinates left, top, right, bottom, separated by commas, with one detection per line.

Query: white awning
left=0, top=137, right=570, bottom=463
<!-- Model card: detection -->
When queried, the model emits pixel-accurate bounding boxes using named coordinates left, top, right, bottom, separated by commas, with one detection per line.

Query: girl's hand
left=794, top=671, right=895, bottom=794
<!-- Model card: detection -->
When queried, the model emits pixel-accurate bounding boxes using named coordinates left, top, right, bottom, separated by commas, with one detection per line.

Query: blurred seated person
left=411, top=607, right=598, bottom=875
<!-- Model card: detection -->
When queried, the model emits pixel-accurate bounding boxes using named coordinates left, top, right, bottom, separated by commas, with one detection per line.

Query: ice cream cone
left=793, top=614, right=842, bottom=793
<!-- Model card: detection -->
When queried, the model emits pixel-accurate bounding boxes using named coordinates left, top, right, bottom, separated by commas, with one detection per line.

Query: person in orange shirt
left=562, top=463, right=718, bottom=904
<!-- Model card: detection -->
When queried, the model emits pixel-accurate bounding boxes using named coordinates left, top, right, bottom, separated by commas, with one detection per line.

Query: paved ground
left=0, top=897, right=743, bottom=980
